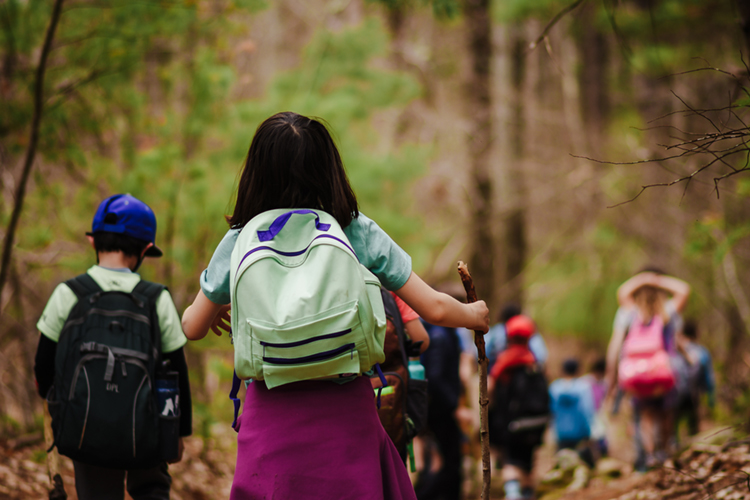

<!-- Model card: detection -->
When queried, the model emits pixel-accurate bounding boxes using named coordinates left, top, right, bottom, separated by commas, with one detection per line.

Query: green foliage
left=31, top=449, right=47, bottom=464
left=494, top=0, right=570, bottom=24
left=529, top=223, right=639, bottom=343
left=209, top=18, right=428, bottom=264
left=5, top=3, right=429, bottom=318
left=430, top=0, right=460, bottom=19
left=365, top=0, right=460, bottom=20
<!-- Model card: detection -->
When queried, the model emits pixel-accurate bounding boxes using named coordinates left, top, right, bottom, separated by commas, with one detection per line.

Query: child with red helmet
left=489, top=315, right=549, bottom=500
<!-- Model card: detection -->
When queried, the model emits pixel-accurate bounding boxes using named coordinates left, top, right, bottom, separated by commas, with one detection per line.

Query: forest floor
left=2, top=420, right=748, bottom=499
left=1, top=336, right=747, bottom=499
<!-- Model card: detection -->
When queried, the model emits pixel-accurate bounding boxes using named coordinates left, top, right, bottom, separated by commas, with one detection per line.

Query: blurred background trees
left=3, top=0, right=750, bottom=434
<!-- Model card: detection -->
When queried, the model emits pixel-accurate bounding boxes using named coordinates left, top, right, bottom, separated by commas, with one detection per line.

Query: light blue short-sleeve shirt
left=200, top=212, right=413, bottom=305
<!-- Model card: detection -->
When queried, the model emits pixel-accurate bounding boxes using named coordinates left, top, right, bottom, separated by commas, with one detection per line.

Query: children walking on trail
left=582, top=358, right=609, bottom=457
left=488, top=314, right=549, bottom=500
left=606, top=270, right=690, bottom=470
left=34, top=194, right=192, bottom=500
left=486, top=303, right=548, bottom=372
left=180, top=111, right=489, bottom=500
left=549, top=359, right=596, bottom=467
left=416, top=320, right=464, bottom=500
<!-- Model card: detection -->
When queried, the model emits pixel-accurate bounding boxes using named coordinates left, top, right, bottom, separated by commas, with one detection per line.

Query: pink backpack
left=618, top=314, right=675, bottom=398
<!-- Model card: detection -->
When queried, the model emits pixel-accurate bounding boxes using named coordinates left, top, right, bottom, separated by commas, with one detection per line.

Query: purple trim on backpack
left=230, top=368, right=242, bottom=432
left=257, top=210, right=331, bottom=242
left=374, top=363, right=388, bottom=409
left=260, top=328, right=353, bottom=349
left=237, top=234, right=358, bottom=272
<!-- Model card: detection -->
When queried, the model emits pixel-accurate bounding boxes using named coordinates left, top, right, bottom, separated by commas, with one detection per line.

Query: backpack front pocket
left=59, top=353, right=158, bottom=468
left=246, top=301, right=364, bottom=388
left=262, top=349, right=361, bottom=389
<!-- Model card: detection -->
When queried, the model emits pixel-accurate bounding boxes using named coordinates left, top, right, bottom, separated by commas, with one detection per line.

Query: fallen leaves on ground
left=0, top=424, right=237, bottom=500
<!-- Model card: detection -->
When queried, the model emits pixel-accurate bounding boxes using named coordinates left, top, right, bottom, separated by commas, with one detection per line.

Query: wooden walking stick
left=457, top=261, right=491, bottom=500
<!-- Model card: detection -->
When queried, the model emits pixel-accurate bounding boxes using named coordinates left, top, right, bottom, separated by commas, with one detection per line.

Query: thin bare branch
left=671, top=90, right=722, bottom=133
left=571, top=152, right=690, bottom=165
left=528, top=0, right=587, bottom=51
left=0, top=0, right=65, bottom=302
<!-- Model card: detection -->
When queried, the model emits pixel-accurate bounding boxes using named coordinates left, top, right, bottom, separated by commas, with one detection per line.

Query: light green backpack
left=229, top=209, right=387, bottom=389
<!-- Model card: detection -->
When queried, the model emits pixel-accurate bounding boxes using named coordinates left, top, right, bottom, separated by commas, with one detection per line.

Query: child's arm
left=34, top=333, right=57, bottom=398
left=605, top=309, right=629, bottom=397
left=182, top=290, right=231, bottom=340
left=392, top=292, right=430, bottom=352
left=617, top=272, right=658, bottom=307
left=654, top=274, right=691, bottom=312
left=617, top=272, right=691, bottom=310
left=394, top=272, right=489, bottom=332
left=404, top=318, right=430, bottom=353
left=396, top=272, right=490, bottom=333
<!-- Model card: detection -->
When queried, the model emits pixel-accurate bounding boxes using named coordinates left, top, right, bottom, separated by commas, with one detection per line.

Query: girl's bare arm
left=403, top=318, right=430, bottom=352
left=181, top=290, right=230, bottom=340
left=654, top=274, right=691, bottom=312
left=617, top=272, right=658, bottom=307
left=617, top=272, right=691, bottom=311
left=394, top=272, right=489, bottom=332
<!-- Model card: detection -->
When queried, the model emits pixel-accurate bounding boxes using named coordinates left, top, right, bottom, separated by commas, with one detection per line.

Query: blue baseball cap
left=88, top=194, right=162, bottom=257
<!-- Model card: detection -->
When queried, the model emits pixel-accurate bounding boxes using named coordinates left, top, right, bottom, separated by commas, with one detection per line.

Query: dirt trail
left=1, top=338, right=743, bottom=499
left=2, top=420, right=747, bottom=500
left=0, top=428, right=237, bottom=500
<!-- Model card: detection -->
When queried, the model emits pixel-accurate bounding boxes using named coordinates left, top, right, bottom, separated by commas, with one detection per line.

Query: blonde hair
left=633, top=285, right=670, bottom=323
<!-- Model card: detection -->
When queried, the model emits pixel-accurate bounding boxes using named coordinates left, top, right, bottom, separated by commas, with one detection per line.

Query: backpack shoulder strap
left=132, top=279, right=167, bottom=355
left=64, top=273, right=101, bottom=299
left=132, top=279, right=166, bottom=303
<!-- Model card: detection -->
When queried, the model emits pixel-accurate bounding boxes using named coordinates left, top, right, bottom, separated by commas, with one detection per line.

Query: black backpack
left=370, top=289, right=428, bottom=459
left=46, top=273, right=165, bottom=469
left=490, top=364, right=549, bottom=448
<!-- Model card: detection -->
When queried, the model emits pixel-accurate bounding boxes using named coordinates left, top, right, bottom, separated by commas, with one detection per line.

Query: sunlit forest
left=4, top=0, right=750, bottom=498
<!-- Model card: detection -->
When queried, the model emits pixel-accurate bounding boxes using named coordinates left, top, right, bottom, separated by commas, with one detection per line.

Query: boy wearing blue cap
left=33, top=194, right=192, bottom=500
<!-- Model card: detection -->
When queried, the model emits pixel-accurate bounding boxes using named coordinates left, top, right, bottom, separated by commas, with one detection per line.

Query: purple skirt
left=230, top=376, right=417, bottom=500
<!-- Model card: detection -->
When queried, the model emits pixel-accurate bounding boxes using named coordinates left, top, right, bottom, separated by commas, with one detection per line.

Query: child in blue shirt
left=549, top=358, right=596, bottom=467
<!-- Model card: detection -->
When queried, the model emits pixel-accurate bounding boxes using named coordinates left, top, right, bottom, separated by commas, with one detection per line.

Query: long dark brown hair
left=227, top=112, right=359, bottom=229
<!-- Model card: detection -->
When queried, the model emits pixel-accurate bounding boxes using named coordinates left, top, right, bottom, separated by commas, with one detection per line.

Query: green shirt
left=37, top=265, right=187, bottom=353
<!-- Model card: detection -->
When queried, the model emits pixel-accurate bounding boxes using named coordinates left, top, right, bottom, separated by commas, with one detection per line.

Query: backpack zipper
left=262, top=343, right=356, bottom=365
left=132, top=373, right=149, bottom=457
left=259, top=328, right=352, bottom=348
left=237, top=234, right=358, bottom=271
left=77, top=367, right=91, bottom=449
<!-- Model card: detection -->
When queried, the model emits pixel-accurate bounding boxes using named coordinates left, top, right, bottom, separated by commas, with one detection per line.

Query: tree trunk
left=719, top=183, right=750, bottom=417
left=735, top=0, right=750, bottom=56
left=163, top=21, right=199, bottom=290
left=504, top=26, right=527, bottom=307
left=0, top=0, right=65, bottom=304
left=463, top=0, right=496, bottom=311
left=574, top=1, right=609, bottom=152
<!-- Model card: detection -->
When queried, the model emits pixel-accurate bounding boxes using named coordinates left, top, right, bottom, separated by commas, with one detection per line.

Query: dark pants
left=557, top=439, right=594, bottom=468
left=415, top=409, right=462, bottom=500
left=676, top=394, right=700, bottom=437
left=73, top=460, right=171, bottom=500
